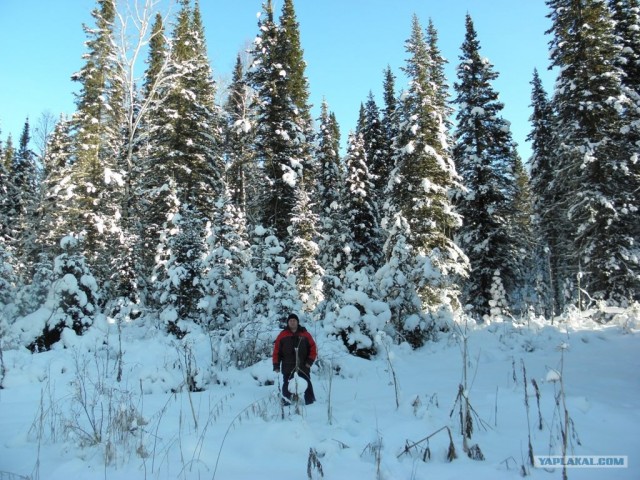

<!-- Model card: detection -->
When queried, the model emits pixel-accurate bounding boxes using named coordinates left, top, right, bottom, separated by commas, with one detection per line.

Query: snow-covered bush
left=29, top=236, right=100, bottom=351
left=328, top=286, right=391, bottom=359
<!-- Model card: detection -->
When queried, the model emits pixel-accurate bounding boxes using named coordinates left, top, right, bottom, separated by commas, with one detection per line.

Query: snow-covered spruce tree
left=152, top=200, right=206, bottom=337
left=67, top=0, right=127, bottom=292
left=343, top=130, right=381, bottom=276
left=608, top=0, right=640, bottom=265
left=30, top=235, right=100, bottom=351
left=325, top=130, right=387, bottom=354
left=138, top=0, right=224, bottom=301
left=360, top=93, right=388, bottom=268
left=380, top=66, right=399, bottom=191
left=335, top=128, right=386, bottom=352
left=133, top=11, right=170, bottom=295
left=200, top=189, right=250, bottom=331
left=314, top=100, right=347, bottom=323
left=161, top=0, right=224, bottom=213
left=383, top=15, right=467, bottom=342
left=527, top=69, right=561, bottom=316
left=375, top=211, right=424, bottom=348
left=11, top=119, right=40, bottom=280
left=288, top=184, right=324, bottom=313
left=452, top=14, right=521, bottom=321
left=35, top=116, right=74, bottom=257
left=107, top=1, right=178, bottom=315
left=509, top=153, right=537, bottom=314
left=0, top=145, right=18, bottom=254
left=546, top=0, right=640, bottom=306
left=246, top=225, right=301, bottom=326
left=360, top=94, right=386, bottom=190
left=224, top=54, right=259, bottom=218
left=246, top=0, right=315, bottom=253
left=0, top=241, right=18, bottom=329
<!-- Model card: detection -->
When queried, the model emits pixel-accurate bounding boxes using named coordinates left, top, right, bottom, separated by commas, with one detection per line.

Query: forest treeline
left=0, top=0, right=638, bottom=354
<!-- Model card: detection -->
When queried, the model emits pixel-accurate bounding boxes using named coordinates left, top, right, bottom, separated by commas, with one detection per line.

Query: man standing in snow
left=273, top=313, right=317, bottom=405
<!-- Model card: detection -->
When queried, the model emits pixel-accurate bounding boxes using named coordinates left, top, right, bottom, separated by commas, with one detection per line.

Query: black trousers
left=282, top=366, right=316, bottom=405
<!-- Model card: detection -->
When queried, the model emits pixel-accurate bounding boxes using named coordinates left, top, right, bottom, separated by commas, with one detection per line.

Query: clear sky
left=0, top=0, right=554, bottom=161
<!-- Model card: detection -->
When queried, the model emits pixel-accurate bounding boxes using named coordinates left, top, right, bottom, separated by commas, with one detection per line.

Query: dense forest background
left=0, top=0, right=638, bottom=356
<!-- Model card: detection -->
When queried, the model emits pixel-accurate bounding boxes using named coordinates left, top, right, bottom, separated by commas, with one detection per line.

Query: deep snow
left=1, top=308, right=639, bottom=480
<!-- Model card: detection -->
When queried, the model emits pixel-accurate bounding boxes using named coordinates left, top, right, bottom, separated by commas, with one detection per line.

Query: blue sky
left=0, top=0, right=554, bottom=160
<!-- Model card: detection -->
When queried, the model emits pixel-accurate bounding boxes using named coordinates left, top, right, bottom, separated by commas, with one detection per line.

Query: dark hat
left=287, top=313, right=299, bottom=322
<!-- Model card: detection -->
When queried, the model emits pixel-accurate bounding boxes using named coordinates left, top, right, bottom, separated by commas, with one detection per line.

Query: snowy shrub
left=212, top=320, right=277, bottom=369
left=610, top=302, right=640, bottom=333
left=29, top=236, right=101, bottom=351
left=329, top=288, right=391, bottom=359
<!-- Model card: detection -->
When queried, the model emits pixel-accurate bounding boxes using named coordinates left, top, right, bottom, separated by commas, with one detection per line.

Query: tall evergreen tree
left=224, top=54, right=258, bottom=218
left=528, top=69, right=561, bottom=315
left=144, top=0, right=223, bottom=214
left=387, top=15, right=467, bottom=325
left=135, top=11, right=170, bottom=292
left=200, top=190, right=250, bottom=330
left=359, top=92, right=387, bottom=270
left=343, top=131, right=381, bottom=275
left=12, top=119, right=40, bottom=280
left=316, top=100, right=342, bottom=220
left=36, top=117, right=74, bottom=257
left=0, top=133, right=17, bottom=266
left=247, top=0, right=314, bottom=252
left=453, top=14, right=520, bottom=320
left=68, top=0, right=124, bottom=280
left=288, top=185, right=323, bottom=313
left=510, top=153, right=536, bottom=313
left=315, top=100, right=347, bottom=323
left=546, top=0, right=640, bottom=305
left=141, top=0, right=224, bottom=311
left=380, top=66, right=398, bottom=188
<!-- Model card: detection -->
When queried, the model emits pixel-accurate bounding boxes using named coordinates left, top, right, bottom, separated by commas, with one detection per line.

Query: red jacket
left=272, top=326, right=317, bottom=372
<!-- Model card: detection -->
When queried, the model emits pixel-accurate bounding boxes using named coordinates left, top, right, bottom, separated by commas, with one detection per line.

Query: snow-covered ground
left=1, top=309, right=638, bottom=480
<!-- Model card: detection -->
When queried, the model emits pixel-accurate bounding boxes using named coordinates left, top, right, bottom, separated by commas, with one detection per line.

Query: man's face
left=288, top=318, right=298, bottom=331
